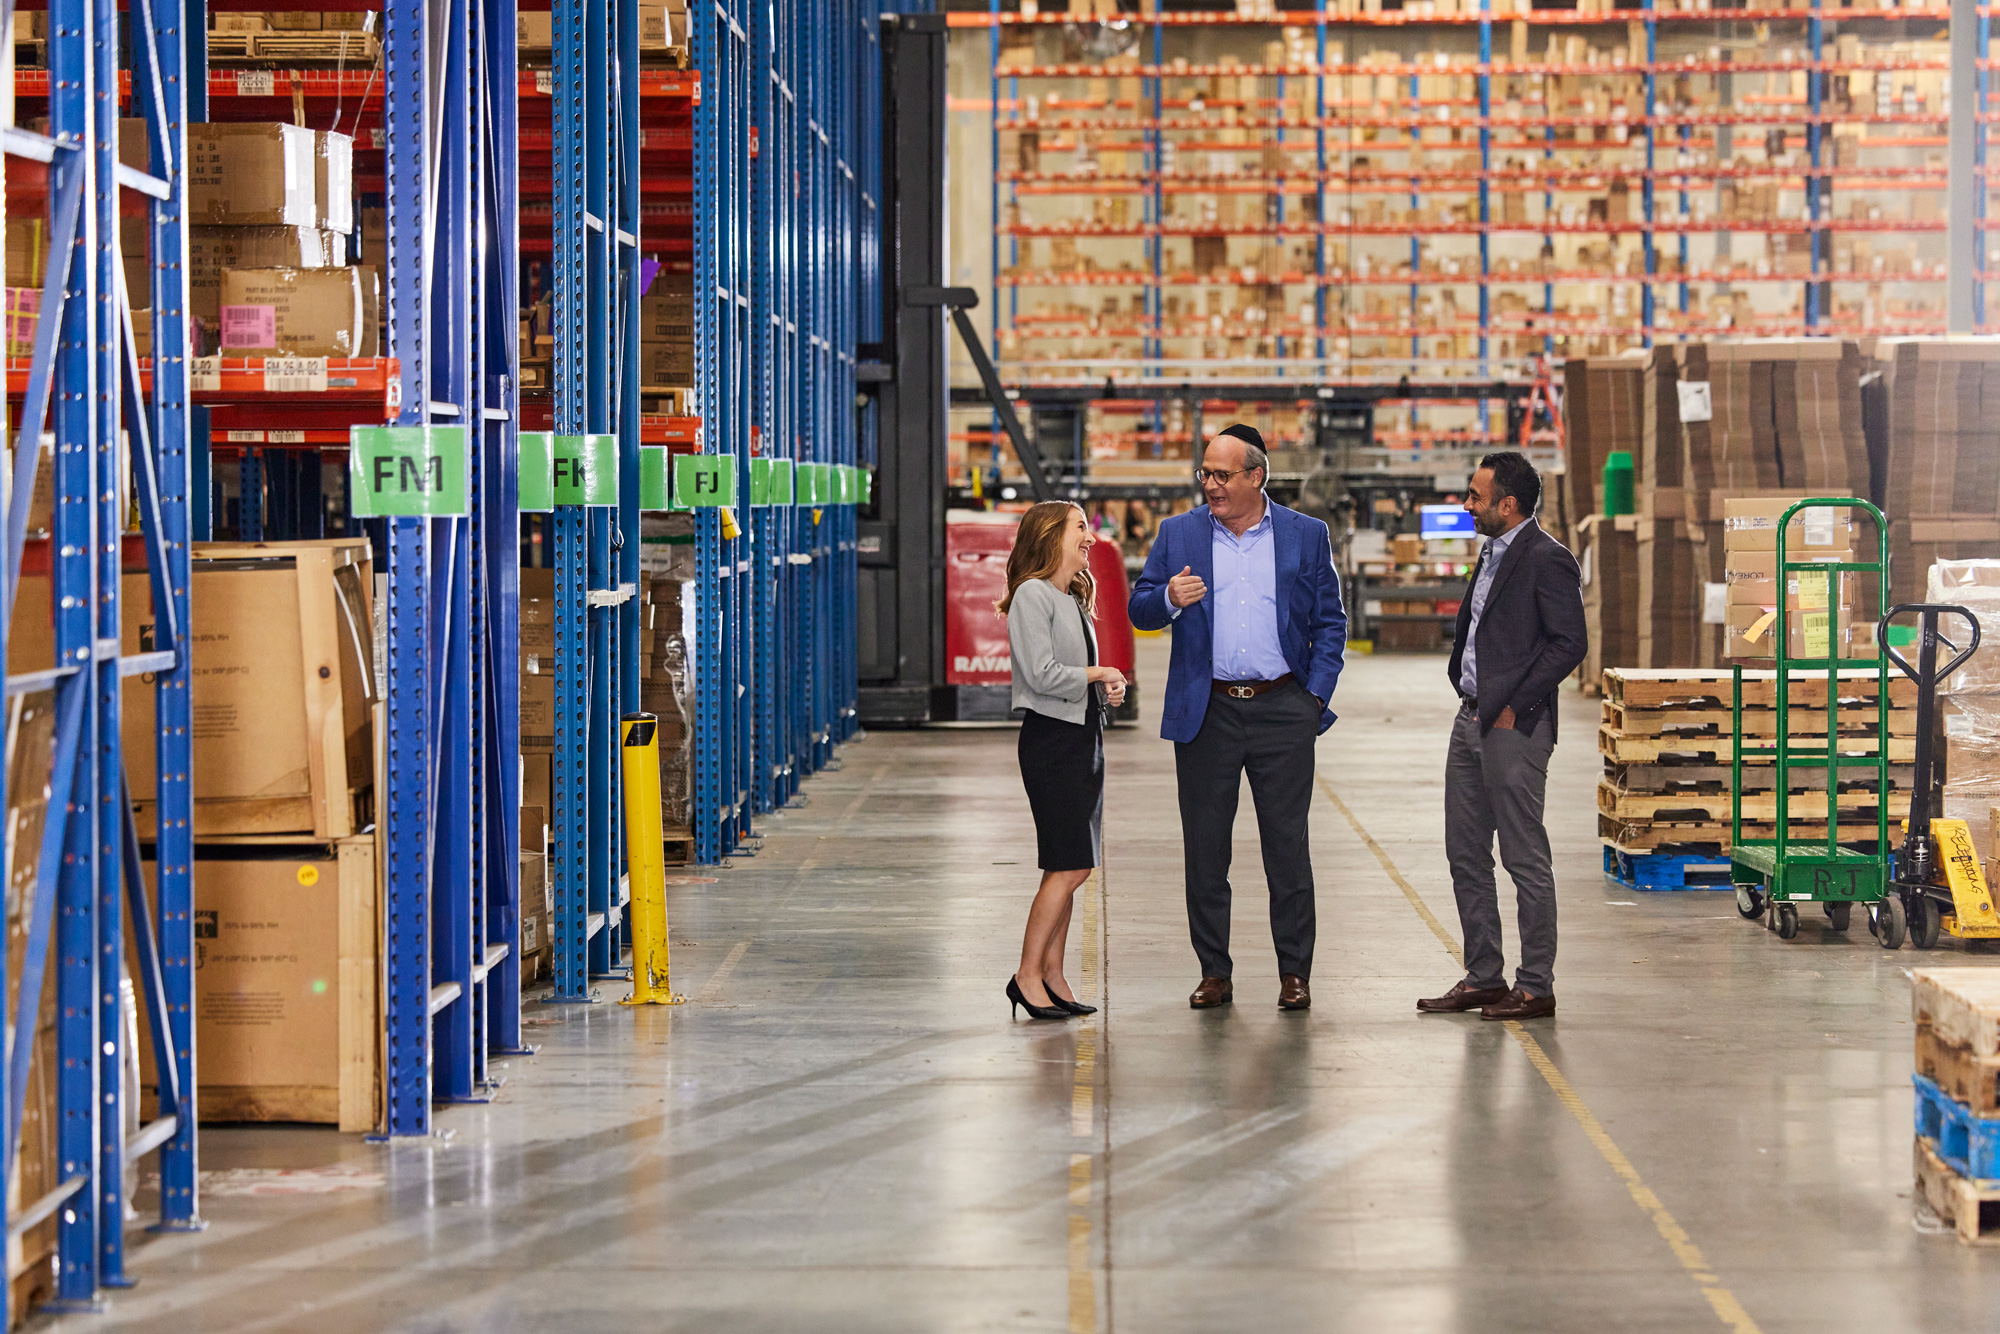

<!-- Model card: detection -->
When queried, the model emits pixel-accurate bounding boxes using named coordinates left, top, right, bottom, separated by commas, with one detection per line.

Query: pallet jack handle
left=1878, top=603, right=1982, bottom=861
left=1878, top=603, right=1982, bottom=688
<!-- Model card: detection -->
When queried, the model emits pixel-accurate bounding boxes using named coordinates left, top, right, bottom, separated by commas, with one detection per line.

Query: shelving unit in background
left=954, top=3, right=1966, bottom=495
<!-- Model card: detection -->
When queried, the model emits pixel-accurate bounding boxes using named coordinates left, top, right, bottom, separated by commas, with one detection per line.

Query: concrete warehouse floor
left=40, top=635, right=2000, bottom=1333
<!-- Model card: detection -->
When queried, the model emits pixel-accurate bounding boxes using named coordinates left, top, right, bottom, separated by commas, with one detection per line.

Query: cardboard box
left=5, top=216, right=44, bottom=288
left=520, top=566, right=555, bottom=660
left=139, top=838, right=379, bottom=1131
left=4, top=286, right=38, bottom=357
left=523, top=752, right=552, bottom=818
left=315, top=131, right=354, bottom=235
left=1723, top=550, right=1855, bottom=604
left=190, top=122, right=317, bottom=227
left=218, top=266, right=369, bottom=357
left=1726, top=600, right=1866, bottom=660
left=123, top=539, right=375, bottom=838
left=1391, top=534, right=1424, bottom=564
left=1721, top=496, right=1855, bottom=553
left=188, top=225, right=335, bottom=326
left=6, top=688, right=62, bottom=1310
left=519, top=12, right=554, bottom=44
left=521, top=670, right=555, bottom=755
left=266, top=11, right=325, bottom=29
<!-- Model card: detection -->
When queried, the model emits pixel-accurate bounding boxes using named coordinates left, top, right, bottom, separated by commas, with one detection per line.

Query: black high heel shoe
left=1044, top=985, right=1097, bottom=1017
left=1007, top=976, right=1071, bottom=1021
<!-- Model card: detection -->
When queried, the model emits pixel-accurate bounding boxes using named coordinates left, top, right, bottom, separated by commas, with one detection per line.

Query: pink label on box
left=219, top=304, right=276, bottom=349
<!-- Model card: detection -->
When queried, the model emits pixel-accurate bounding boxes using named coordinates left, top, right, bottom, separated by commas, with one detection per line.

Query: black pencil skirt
left=1018, top=707, right=1104, bottom=872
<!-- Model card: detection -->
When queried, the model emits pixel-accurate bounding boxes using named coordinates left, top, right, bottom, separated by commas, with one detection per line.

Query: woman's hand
left=1089, top=666, right=1127, bottom=707
left=1104, top=679, right=1127, bottom=707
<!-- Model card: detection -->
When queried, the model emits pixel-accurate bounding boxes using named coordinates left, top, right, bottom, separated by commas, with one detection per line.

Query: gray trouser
left=1444, top=702, right=1558, bottom=996
left=1174, top=681, right=1320, bottom=980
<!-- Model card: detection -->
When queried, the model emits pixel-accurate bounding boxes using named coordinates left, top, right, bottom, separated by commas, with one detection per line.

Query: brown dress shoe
left=1480, top=988, right=1556, bottom=1021
left=1416, top=981, right=1511, bottom=1013
left=1189, top=977, right=1233, bottom=1009
left=1278, top=974, right=1310, bottom=1011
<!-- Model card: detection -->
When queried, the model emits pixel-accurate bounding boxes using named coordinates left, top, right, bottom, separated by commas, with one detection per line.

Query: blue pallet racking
left=0, top=0, right=203, bottom=1310
left=0, top=0, right=875, bottom=1305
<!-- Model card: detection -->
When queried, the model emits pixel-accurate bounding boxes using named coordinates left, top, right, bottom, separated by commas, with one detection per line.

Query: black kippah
left=1218, top=423, right=1265, bottom=453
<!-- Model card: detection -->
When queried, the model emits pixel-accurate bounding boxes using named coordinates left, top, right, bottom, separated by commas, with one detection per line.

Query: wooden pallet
left=1597, top=814, right=1891, bottom=852
left=1601, top=700, right=1918, bottom=738
left=207, top=31, right=382, bottom=65
left=1599, top=726, right=1916, bottom=765
left=1603, top=667, right=1917, bottom=710
left=663, top=824, right=693, bottom=867
left=1913, top=969, right=2000, bottom=1059
left=1596, top=781, right=1909, bottom=823
left=1918, top=1023, right=2000, bottom=1117
left=1915, top=1135, right=2000, bottom=1246
left=1603, top=760, right=1916, bottom=793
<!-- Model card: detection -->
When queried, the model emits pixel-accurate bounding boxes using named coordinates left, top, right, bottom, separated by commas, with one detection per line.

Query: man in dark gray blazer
left=1417, top=451, right=1586, bottom=1022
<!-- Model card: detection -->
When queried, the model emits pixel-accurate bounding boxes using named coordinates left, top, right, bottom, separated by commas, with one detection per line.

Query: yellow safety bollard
left=620, top=713, right=682, bottom=1006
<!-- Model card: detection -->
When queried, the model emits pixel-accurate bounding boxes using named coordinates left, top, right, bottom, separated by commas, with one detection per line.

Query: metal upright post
left=585, top=0, right=620, bottom=975
left=618, top=0, right=644, bottom=804
left=143, top=0, right=203, bottom=1231
left=431, top=0, right=480, bottom=1106
left=480, top=0, right=530, bottom=1055
left=752, top=0, right=778, bottom=812
left=551, top=0, right=595, bottom=999
left=381, top=0, right=438, bottom=1134
left=694, top=0, right=726, bottom=861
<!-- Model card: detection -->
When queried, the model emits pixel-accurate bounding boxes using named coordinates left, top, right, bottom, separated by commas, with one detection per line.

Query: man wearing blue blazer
left=1129, top=424, right=1347, bottom=1012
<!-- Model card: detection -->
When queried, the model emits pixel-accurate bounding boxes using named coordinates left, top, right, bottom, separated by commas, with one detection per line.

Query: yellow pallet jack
left=1878, top=604, right=2000, bottom=948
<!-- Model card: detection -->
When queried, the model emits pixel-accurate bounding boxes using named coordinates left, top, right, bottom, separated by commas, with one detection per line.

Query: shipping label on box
left=1722, top=496, right=1852, bottom=552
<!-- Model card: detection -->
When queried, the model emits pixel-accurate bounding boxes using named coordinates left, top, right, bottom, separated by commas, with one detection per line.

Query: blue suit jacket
left=1129, top=501, right=1348, bottom=744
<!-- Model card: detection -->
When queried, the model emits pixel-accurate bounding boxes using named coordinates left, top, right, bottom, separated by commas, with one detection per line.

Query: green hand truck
left=1730, top=498, right=1895, bottom=942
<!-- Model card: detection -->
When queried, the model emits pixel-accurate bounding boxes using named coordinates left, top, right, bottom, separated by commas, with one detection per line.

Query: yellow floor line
left=1316, top=776, right=1762, bottom=1334
left=693, top=941, right=750, bottom=1003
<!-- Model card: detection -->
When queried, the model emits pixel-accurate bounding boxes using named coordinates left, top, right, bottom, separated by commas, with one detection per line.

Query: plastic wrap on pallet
left=1929, top=561, right=2000, bottom=860
left=1929, top=559, right=2000, bottom=695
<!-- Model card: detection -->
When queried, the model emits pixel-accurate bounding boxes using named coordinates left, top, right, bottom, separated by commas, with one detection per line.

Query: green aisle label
left=835, top=464, right=858, bottom=505
left=519, top=432, right=555, bottom=512
left=801, top=462, right=829, bottom=506
left=860, top=467, right=872, bottom=505
left=349, top=426, right=470, bottom=517
left=674, top=453, right=736, bottom=508
left=639, top=447, right=671, bottom=510
left=750, top=457, right=797, bottom=507
left=554, top=433, right=618, bottom=506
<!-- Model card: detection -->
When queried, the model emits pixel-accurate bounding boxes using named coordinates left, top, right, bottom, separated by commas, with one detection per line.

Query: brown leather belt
left=1212, top=674, right=1293, bottom=700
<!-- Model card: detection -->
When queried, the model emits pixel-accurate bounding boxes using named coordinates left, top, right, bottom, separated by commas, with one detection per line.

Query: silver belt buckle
left=1228, top=684, right=1255, bottom=700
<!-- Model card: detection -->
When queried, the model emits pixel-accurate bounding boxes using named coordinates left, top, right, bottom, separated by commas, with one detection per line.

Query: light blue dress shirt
left=1459, top=520, right=1524, bottom=697
left=1180, top=505, right=1290, bottom=682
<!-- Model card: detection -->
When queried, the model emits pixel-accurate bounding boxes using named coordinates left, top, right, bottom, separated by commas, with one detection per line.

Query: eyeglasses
left=1195, top=467, right=1261, bottom=486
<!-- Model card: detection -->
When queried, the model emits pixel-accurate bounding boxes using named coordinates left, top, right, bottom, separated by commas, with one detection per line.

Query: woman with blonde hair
left=1000, top=502, right=1127, bottom=1021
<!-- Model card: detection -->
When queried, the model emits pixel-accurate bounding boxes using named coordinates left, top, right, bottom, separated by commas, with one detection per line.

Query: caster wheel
left=1878, top=894, right=1907, bottom=950
left=1912, top=895, right=1942, bottom=950
left=1827, top=901, right=1852, bottom=932
left=1776, top=903, right=1800, bottom=940
left=1737, top=885, right=1766, bottom=920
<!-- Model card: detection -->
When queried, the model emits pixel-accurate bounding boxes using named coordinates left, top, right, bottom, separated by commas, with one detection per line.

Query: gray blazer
left=1008, top=578, right=1099, bottom=725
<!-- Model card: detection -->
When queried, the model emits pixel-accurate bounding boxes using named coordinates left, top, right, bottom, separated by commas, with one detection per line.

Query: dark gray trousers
left=1174, top=681, right=1320, bottom=980
left=1444, top=703, right=1558, bottom=996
